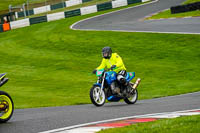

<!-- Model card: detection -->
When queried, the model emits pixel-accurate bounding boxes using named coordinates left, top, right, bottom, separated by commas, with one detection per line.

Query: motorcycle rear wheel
left=124, top=89, right=138, bottom=104
left=90, top=86, right=105, bottom=107
left=0, top=91, right=14, bottom=123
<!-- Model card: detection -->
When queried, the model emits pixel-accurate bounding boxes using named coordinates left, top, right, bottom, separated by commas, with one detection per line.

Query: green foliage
left=98, top=115, right=200, bottom=133
left=0, top=4, right=200, bottom=109
left=0, top=0, right=25, bottom=11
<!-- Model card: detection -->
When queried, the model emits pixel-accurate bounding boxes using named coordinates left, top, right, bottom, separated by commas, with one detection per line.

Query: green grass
left=0, top=0, right=26, bottom=11
left=98, top=115, right=200, bottom=133
left=0, top=0, right=108, bottom=15
left=184, top=0, right=200, bottom=4
left=148, top=10, right=200, bottom=19
left=0, top=0, right=48, bottom=13
left=0, top=0, right=60, bottom=12
left=0, top=3, right=200, bottom=109
left=147, top=0, right=200, bottom=20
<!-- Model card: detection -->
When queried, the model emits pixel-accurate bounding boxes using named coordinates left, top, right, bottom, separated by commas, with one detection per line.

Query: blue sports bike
left=90, top=68, right=141, bottom=107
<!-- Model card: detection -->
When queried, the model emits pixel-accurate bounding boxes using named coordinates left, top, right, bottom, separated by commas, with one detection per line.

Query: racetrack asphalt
left=1, top=0, right=200, bottom=133
left=72, top=0, right=200, bottom=34
left=0, top=92, right=200, bottom=133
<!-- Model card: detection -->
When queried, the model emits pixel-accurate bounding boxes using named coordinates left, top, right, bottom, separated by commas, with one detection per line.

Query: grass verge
left=147, top=0, right=200, bottom=20
left=98, top=115, right=200, bottom=133
left=0, top=2, right=199, bottom=109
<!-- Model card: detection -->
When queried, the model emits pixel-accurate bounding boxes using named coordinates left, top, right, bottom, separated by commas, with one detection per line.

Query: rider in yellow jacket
left=96, top=52, right=126, bottom=73
left=93, top=47, right=127, bottom=90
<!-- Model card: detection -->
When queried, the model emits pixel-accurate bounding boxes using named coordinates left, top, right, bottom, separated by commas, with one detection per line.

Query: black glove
left=92, top=69, right=97, bottom=74
left=111, top=65, right=116, bottom=70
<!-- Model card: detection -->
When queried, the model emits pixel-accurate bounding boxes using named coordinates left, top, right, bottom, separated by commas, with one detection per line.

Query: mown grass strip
left=98, top=115, right=200, bottom=133
left=0, top=2, right=199, bottom=109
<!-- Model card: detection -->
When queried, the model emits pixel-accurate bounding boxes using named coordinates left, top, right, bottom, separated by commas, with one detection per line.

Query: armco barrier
left=82, top=0, right=92, bottom=3
left=171, top=2, right=200, bottom=14
left=1, top=0, right=148, bottom=33
left=97, top=2, right=112, bottom=11
left=142, top=0, right=149, bottom=2
left=10, top=18, right=30, bottom=29
left=50, top=2, right=66, bottom=10
left=15, top=12, right=18, bottom=18
left=112, top=0, right=128, bottom=8
left=0, top=24, right=3, bottom=32
left=47, top=12, right=65, bottom=21
left=128, top=0, right=141, bottom=5
left=18, top=11, right=25, bottom=18
left=64, top=9, right=81, bottom=17
left=33, top=5, right=51, bottom=14
left=18, top=10, right=34, bottom=18
left=29, top=16, right=47, bottom=25
left=80, top=5, right=97, bottom=15
left=26, top=10, right=34, bottom=16
left=65, top=0, right=82, bottom=7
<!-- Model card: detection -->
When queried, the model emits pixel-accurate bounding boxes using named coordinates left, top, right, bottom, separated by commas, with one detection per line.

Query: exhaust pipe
left=133, top=78, right=141, bottom=89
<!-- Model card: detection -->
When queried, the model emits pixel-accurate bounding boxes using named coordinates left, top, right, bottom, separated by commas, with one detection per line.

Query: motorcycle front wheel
left=0, top=91, right=14, bottom=123
left=124, top=89, right=138, bottom=104
left=90, top=86, right=105, bottom=107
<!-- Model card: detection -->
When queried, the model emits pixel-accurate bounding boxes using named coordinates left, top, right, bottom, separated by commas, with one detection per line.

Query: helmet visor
left=102, top=52, right=110, bottom=59
left=102, top=46, right=112, bottom=59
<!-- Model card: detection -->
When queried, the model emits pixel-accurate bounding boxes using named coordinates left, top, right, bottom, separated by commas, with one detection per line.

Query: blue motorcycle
left=90, top=68, right=141, bottom=107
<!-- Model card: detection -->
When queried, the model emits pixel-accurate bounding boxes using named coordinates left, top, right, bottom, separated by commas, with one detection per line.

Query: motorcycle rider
left=93, top=46, right=128, bottom=95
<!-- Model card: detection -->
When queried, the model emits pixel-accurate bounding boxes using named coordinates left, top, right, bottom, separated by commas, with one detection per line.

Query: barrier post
left=3, top=23, right=11, bottom=31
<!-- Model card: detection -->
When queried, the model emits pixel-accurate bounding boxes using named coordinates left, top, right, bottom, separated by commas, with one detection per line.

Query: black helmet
left=102, top=46, right=112, bottom=59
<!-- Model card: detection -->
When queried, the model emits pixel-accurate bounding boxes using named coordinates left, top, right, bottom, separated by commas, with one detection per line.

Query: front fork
left=96, top=73, right=106, bottom=94
left=100, top=73, right=106, bottom=92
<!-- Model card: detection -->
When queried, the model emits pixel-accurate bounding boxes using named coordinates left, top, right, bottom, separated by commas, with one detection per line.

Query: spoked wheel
left=90, top=86, right=105, bottom=107
left=0, top=91, right=14, bottom=123
left=124, top=89, right=138, bottom=104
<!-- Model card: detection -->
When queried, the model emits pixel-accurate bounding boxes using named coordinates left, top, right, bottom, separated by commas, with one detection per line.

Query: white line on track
left=71, top=28, right=200, bottom=35
left=39, top=108, right=200, bottom=133
left=70, top=0, right=159, bottom=30
left=70, top=0, right=200, bottom=35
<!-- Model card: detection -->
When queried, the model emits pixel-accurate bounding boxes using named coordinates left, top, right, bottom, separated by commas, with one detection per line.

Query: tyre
left=90, top=86, right=105, bottom=107
left=124, top=89, right=138, bottom=104
left=0, top=91, right=14, bottom=123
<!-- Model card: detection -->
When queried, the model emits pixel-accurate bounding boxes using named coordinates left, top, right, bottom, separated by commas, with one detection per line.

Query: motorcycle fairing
left=126, top=72, right=135, bottom=82
left=96, top=69, right=104, bottom=77
left=105, top=71, right=117, bottom=85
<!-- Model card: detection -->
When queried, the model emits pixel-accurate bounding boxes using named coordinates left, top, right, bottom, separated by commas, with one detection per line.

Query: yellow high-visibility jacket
left=96, top=53, right=126, bottom=73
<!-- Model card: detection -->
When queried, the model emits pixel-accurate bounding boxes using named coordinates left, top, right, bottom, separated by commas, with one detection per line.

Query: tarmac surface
left=0, top=92, right=200, bottom=133
left=72, top=0, right=200, bottom=34
left=1, top=0, right=200, bottom=132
